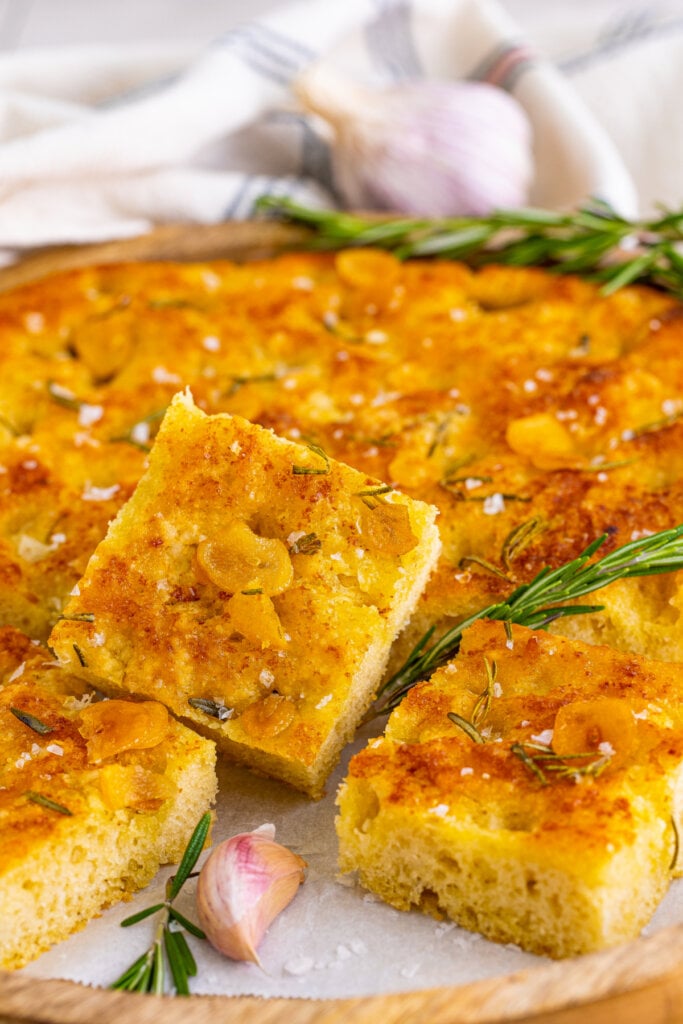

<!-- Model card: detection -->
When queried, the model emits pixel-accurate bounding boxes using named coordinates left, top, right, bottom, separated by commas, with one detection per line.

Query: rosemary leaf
left=10, top=707, right=53, bottom=735
left=288, top=532, right=322, bottom=555
left=164, top=927, right=190, bottom=996
left=72, top=643, right=88, bottom=668
left=168, top=907, right=206, bottom=940
left=459, top=555, right=510, bottom=580
left=120, top=903, right=166, bottom=927
left=511, top=743, right=548, bottom=786
left=447, top=712, right=485, bottom=744
left=26, top=791, right=72, bottom=815
left=57, top=612, right=95, bottom=623
left=501, top=517, right=547, bottom=571
left=171, top=929, right=198, bottom=976
left=254, top=195, right=683, bottom=299
left=671, top=816, right=680, bottom=872
left=168, top=811, right=212, bottom=900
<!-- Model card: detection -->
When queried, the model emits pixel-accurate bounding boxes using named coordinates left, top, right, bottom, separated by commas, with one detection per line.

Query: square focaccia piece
left=337, top=619, right=683, bottom=958
left=50, top=390, right=440, bottom=797
left=0, top=627, right=216, bottom=970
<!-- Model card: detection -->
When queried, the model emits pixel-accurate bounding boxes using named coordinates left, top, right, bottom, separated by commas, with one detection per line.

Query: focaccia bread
left=0, top=626, right=217, bottom=970
left=0, top=254, right=683, bottom=673
left=50, top=391, right=440, bottom=797
left=337, top=620, right=683, bottom=958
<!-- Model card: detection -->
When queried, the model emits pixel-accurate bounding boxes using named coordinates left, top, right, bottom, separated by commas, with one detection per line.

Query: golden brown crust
left=0, top=629, right=217, bottom=970
left=0, top=254, right=679, bottom=671
left=49, top=392, right=440, bottom=796
left=337, top=622, right=683, bottom=957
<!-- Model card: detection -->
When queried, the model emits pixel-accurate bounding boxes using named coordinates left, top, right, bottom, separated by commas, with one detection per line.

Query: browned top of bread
left=0, top=252, right=680, bottom=656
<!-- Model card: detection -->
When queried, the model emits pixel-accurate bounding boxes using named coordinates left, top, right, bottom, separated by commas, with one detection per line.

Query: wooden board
left=2, top=221, right=683, bottom=1024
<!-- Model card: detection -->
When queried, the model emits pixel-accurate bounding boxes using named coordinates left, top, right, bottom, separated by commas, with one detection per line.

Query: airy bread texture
left=50, top=391, right=440, bottom=797
left=337, top=620, right=683, bottom=958
left=0, top=627, right=217, bottom=970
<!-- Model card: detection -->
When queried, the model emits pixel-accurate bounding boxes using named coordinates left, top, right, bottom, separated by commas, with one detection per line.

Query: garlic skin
left=196, top=823, right=306, bottom=964
left=295, top=65, right=533, bottom=217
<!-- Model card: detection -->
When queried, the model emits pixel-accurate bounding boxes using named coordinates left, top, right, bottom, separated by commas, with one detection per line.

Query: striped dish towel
left=0, top=0, right=637, bottom=261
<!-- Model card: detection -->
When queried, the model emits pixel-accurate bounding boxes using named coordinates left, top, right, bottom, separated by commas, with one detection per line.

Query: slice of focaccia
left=337, top=619, right=683, bottom=958
left=0, top=627, right=217, bottom=970
left=50, top=390, right=440, bottom=797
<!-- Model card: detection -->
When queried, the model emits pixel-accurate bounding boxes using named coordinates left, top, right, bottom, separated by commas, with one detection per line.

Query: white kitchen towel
left=0, top=0, right=639, bottom=260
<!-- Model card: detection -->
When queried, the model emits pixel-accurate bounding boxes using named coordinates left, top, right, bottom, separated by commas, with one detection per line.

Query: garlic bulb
left=196, top=823, right=306, bottom=964
left=295, top=65, right=533, bottom=217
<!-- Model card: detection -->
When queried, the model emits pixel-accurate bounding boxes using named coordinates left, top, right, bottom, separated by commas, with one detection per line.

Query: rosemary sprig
left=255, top=196, right=683, bottom=298
left=110, top=812, right=211, bottom=995
left=511, top=742, right=612, bottom=785
left=371, top=524, right=683, bottom=717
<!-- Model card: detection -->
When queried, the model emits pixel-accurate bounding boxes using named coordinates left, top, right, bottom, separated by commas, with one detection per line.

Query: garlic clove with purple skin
left=295, top=64, right=534, bottom=217
left=196, top=823, right=306, bottom=964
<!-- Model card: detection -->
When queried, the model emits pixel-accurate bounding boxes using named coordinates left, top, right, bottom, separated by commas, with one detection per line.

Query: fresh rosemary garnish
left=511, top=741, right=612, bottom=785
left=288, top=532, right=322, bottom=555
left=241, top=588, right=264, bottom=595
left=26, top=791, right=72, bottom=815
left=371, top=524, right=683, bottom=717
left=188, top=697, right=233, bottom=722
left=292, top=441, right=330, bottom=476
left=57, top=612, right=95, bottom=623
left=111, top=812, right=211, bottom=995
left=256, top=196, right=683, bottom=298
left=10, top=707, right=53, bottom=735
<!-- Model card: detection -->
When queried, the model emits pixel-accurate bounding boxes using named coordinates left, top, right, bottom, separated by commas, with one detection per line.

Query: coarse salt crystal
left=202, top=335, right=221, bottom=352
left=24, top=312, right=45, bottom=334
left=78, top=404, right=104, bottom=428
left=259, top=669, right=275, bottom=687
left=483, top=493, right=505, bottom=515
left=531, top=729, right=553, bottom=746
left=460, top=767, right=474, bottom=777
left=523, top=379, right=537, bottom=393
left=598, top=741, right=615, bottom=756
left=316, top=694, right=332, bottom=709
left=428, top=804, right=449, bottom=817
left=82, top=483, right=120, bottom=502
left=131, top=421, right=151, bottom=445
left=7, top=662, right=25, bottom=682
left=46, top=743, right=64, bottom=756
left=70, top=584, right=80, bottom=596
left=492, top=682, right=503, bottom=698
left=152, top=366, right=181, bottom=384
left=91, top=632, right=106, bottom=646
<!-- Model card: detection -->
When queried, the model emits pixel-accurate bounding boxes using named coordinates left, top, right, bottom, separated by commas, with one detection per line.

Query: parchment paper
left=19, top=720, right=683, bottom=999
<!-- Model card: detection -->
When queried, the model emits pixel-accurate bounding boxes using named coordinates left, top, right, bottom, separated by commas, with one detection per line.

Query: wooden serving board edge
left=2, top=220, right=683, bottom=1024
